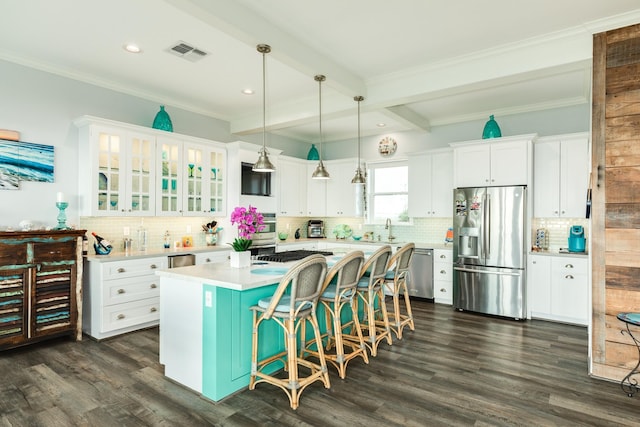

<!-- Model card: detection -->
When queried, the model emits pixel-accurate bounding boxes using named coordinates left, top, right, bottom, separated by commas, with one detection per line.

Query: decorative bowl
left=352, top=235, right=362, bottom=241
left=278, top=232, right=288, bottom=241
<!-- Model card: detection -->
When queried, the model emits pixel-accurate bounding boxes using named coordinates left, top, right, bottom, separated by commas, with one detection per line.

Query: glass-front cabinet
left=77, top=119, right=156, bottom=217
left=156, top=136, right=225, bottom=216
left=76, top=116, right=225, bottom=218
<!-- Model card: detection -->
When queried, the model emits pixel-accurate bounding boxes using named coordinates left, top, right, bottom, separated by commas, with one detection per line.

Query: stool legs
left=387, top=277, right=415, bottom=340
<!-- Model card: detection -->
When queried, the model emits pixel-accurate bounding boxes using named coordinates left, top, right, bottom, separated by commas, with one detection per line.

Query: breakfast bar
left=156, top=261, right=291, bottom=401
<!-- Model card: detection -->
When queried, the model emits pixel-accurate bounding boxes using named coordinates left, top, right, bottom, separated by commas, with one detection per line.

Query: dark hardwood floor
left=1, top=301, right=638, bottom=426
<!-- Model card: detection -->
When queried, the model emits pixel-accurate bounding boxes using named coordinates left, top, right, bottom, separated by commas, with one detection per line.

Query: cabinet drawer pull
left=117, top=268, right=125, bottom=273
left=205, top=258, right=211, bottom=263
left=440, top=288, right=447, bottom=293
left=440, top=270, right=446, bottom=274
left=565, top=264, right=574, bottom=269
left=150, top=307, right=157, bottom=313
left=150, top=264, right=157, bottom=269
left=565, top=274, right=574, bottom=280
left=117, top=288, right=125, bottom=294
left=440, top=254, right=446, bottom=259
left=150, top=283, right=157, bottom=289
left=117, top=314, right=125, bottom=320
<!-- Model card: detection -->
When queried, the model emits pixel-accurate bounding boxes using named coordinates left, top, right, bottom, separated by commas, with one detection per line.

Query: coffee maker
left=307, top=220, right=324, bottom=238
left=568, top=225, right=586, bottom=252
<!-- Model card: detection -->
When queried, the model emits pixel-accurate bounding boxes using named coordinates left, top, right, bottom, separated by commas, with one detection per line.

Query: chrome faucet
left=385, top=218, right=395, bottom=242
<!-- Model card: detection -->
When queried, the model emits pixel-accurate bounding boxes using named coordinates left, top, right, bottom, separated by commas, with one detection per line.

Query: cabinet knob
left=205, top=258, right=211, bottom=262
left=117, top=268, right=126, bottom=273
left=150, top=283, right=157, bottom=289
left=554, top=211, right=559, bottom=214
left=150, top=264, right=157, bottom=269
left=565, top=274, right=574, bottom=280
left=117, top=288, right=125, bottom=294
left=117, top=314, right=125, bottom=320
left=440, top=288, right=447, bottom=292
left=150, top=307, right=157, bottom=313
left=440, top=254, right=446, bottom=259
left=565, top=264, right=574, bottom=269
left=440, top=270, right=446, bottom=274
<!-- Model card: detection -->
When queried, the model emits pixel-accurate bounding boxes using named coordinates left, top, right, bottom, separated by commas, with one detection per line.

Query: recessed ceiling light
left=124, top=43, right=142, bottom=53
left=242, top=89, right=254, bottom=95
left=376, top=123, right=386, bottom=127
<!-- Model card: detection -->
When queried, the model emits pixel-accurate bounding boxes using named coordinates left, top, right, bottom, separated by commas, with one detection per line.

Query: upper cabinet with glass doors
left=75, top=116, right=225, bottom=217
left=156, top=136, right=225, bottom=217
left=76, top=119, right=156, bottom=216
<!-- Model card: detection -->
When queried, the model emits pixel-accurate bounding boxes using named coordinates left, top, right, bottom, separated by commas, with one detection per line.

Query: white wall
left=324, top=103, right=590, bottom=161
left=0, top=59, right=301, bottom=229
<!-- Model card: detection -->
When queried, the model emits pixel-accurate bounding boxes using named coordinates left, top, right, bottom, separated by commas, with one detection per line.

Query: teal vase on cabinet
left=482, top=114, right=501, bottom=139
left=152, top=105, right=173, bottom=132
left=307, top=144, right=319, bottom=160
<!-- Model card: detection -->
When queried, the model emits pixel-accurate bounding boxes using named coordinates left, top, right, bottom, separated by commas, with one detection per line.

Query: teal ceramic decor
left=152, top=105, right=173, bottom=132
left=482, top=114, right=501, bottom=139
left=307, top=143, right=319, bottom=160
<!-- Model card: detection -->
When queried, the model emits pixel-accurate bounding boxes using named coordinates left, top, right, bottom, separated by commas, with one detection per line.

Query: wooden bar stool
left=384, top=243, right=416, bottom=339
left=355, top=245, right=393, bottom=356
left=249, top=255, right=330, bottom=410
left=307, top=250, right=368, bottom=379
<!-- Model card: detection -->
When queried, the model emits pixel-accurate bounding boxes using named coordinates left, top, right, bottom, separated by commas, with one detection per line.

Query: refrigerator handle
left=454, top=266, right=521, bottom=277
left=483, top=193, right=490, bottom=259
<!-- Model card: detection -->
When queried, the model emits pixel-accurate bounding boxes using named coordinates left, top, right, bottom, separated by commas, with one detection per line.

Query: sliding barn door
left=591, top=23, right=640, bottom=381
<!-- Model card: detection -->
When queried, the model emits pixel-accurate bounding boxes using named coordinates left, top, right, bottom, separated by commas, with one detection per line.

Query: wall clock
left=378, top=136, right=397, bottom=157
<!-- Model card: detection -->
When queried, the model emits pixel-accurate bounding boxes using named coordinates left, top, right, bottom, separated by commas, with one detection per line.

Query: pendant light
left=312, top=74, right=330, bottom=179
left=351, top=95, right=366, bottom=184
left=252, top=44, right=275, bottom=172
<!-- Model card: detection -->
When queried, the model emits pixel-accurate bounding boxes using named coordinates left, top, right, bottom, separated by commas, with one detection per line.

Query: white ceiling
left=1, top=0, right=639, bottom=143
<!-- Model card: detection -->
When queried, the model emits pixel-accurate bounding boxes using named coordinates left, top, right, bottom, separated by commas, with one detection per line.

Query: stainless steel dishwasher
left=406, top=248, right=434, bottom=299
left=168, top=253, right=196, bottom=268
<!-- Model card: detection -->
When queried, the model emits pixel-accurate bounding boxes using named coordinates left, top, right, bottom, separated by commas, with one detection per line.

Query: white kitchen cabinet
left=76, top=116, right=226, bottom=218
left=408, top=149, right=453, bottom=217
left=533, top=133, right=589, bottom=218
left=157, top=137, right=226, bottom=217
left=76, top=119, right=156, bottom=216
left=277, top=156, right=307, bottom=216
left=433, top=248, right=453, bottom=304
left=83, top=255, right=167, bottom=340
left=451, top=135, right=534, bottom=188
left=528, top=254, right=552, bottom=315
left=306, top=163, right=327, bottom=217
left=528, top=254, right=589, bottom=325
left=325, top=159, right=359, bottom=217
left=195, top=250, right=230, bottom=265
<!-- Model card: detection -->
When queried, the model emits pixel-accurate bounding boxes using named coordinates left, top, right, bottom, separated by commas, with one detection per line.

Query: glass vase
left=152, top=105, right=173, bottom=132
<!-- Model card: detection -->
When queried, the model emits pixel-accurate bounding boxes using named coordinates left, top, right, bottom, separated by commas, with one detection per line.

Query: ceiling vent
left=167, top=41, right=208, bottom=62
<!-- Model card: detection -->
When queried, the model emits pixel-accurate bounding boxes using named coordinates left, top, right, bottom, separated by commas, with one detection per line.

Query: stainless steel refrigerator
left=452, top=185, right=527, bottom=319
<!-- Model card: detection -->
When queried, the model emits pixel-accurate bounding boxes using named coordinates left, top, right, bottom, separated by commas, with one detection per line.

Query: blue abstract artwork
left=0, top=139, right=54, bottom=190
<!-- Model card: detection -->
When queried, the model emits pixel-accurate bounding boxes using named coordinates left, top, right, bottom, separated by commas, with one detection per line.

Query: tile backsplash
left=80, top=215, right=586, bottom=253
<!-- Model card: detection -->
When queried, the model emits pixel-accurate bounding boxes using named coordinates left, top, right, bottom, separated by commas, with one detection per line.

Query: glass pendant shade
left=312, top=160, right=330, bottom=179
left=312, top=74, right=329, bottom=180
left=253, top=147, right=275, bottom=172
left=253, top=44, right=275, bottom=173
left=351, top=95, right=365, bottom=184
left=351, top=167, right=365, bottom=184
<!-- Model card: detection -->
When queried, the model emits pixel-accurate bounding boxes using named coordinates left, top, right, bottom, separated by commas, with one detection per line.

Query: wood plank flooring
left=1, top=301, right=639, bottom=426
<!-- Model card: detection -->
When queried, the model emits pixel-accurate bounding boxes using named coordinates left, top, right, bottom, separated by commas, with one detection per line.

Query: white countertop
left=155, top=248, right=368, bottom=292
left=85, top=245, right=229, bottom=262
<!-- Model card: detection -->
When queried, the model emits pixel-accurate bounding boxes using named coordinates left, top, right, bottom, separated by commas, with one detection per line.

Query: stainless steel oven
left=251, top=212, right=276, bottom=249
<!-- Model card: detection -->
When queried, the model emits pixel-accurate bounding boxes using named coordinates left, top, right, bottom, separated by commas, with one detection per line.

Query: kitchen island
left=156, top=261, right=291, bottom=401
